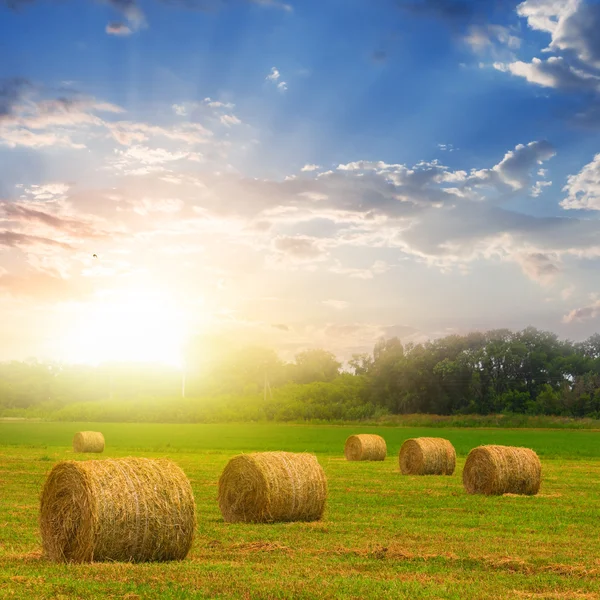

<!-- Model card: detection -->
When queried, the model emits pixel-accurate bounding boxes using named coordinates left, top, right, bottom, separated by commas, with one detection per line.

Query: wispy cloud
left=266, top=67, right=288, bottom=91
left=105, top=21, right=133, bottom=35
left=563, top=300, right=600, bottom=323
left=322, top=299, right=349, bottom=310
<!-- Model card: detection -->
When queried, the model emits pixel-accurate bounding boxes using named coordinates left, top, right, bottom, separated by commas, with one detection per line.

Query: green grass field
left=2, top=422, right=600, bottom=599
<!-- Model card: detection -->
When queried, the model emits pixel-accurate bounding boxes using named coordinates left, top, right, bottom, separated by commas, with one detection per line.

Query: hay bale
left=218, top=451, right=327, bottom=523
left=40, top=457, right=196, bottom=562
left=344, top=434, right=387, bottom=461
left=399, top=437, right=456, bottom=475
left=463, top=445, right=541, bottom=496
left=72, top=431, right=105, bottom=453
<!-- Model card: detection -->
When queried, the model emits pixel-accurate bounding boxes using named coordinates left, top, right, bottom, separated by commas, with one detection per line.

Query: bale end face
left=344, top=434, right=386, bottom=461
left=463, top=445, right=541, bottom=496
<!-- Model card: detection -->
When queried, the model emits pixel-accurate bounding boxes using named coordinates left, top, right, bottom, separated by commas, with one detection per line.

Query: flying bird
left=92, top=254, right=98, bottom=259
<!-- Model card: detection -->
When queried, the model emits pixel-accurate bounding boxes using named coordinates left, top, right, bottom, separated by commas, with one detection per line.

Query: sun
left=60, top=288, right=188, bottom=366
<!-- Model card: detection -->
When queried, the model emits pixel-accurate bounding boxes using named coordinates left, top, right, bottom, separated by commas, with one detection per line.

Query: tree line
left=1, top=327, right=600, bottom=422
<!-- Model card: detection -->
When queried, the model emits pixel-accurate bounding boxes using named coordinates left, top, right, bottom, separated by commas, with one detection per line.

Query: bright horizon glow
left=59, top=288, right=187, bottom=367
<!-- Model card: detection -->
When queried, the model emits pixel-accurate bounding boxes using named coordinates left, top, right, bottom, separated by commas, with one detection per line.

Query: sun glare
left=60, top=288, right=187, bottom=366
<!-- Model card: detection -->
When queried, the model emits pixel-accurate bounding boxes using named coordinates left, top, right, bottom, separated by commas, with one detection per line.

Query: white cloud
left=116, top=145, right=191, bottom=165
left=204, top=98, right=235, bottom=109
left=111, top=145, right=203, bottom=174
left=21, top=183, right=70, bottom=202
left=0, top=93, right=124, bottom=149
left=464, top=24, right=521, bottom=53
left=531, top=180, right=552, bottom=197
left=107, top=121, right=212, bottom=146
left=267, top=67, right=288, bottom=91
left=220, top=114, right=242, bottom=127
left=498, top=57, right=600, bottom=91
left=497, top=0, right=600, bottom=96
left=561, top=153, right=600, bottom=210
left=301, top=164, right=321, bottom=172
left=172, top=104, right=187, bottom=116
left=330, top=260, right=390, bottom=280
left=518, top=0, right=600, bottom=68
left=322, top=299, right=349, bottom=310
left=251, top=0, right=292, bottom=11
left=466, top=140, right=556, bottom=191
left=0, top=129, right=86, bottom=149
left=266, top=67, right=281, bottom=82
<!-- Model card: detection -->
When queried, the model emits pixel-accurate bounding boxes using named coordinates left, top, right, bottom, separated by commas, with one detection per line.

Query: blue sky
left=1, top=0, right=600, bottom=364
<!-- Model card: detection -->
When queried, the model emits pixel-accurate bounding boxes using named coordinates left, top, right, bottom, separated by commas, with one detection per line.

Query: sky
left=1, top=0, right=600, bottom=365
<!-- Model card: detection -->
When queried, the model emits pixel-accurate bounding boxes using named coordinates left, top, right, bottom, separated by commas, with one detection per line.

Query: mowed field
left=2, top=423, right=600, bottom=599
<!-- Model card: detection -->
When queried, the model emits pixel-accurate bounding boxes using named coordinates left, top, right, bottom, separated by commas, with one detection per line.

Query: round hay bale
left=463, top=445, right=541, bottom=496
left=72, top=431, right=105, bottom=453
left=399, top=437, right=456, bottom=475
left=40, top=457, right=196, bottom=562
left=344, top=434, right=386, bottom=461
left=218, top=451, right=327, bottom=523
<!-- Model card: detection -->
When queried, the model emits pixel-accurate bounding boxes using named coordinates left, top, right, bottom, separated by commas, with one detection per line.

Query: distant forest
left=2, top=327, right=600, bottom=422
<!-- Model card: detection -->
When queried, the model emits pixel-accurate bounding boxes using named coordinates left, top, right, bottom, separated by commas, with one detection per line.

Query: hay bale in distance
left=344, top=434, right=387, bottom=461
left=463, top=445, right=541, bottom=496
left=399, top=437, right=456, bottom=475
left=72, top=431, right=105, bottom=453
left=40, top=457, right=196, bottom=562
left=218, top=451, right=327, bottom=523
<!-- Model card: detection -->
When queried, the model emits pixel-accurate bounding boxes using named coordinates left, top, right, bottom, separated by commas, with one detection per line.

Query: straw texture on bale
left=218, top=451, right=327, bottom=523
left=72, top=431, right=105, bottom=453
left=40, top=457, right=196, bottom=563
left=399, top=437, right=456, bottom=475
left=463, top=445, right=541, bottom=496
left=344, top=434, right=387, bottom=461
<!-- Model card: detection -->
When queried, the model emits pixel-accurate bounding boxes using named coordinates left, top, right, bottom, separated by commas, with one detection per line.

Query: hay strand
left=40, top=457, right=196, bottom=562
left=72, top=431, right=105, bottom=453
left=218, top=451, right=327, bottom=523
left=463, top=445, right=541, bottom=495
left=344, top=434, right=387, bottom=461
left=399, top=437, right=456, bottom=475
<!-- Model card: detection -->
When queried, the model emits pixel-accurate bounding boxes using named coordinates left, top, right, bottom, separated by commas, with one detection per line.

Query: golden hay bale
left=344, top=434, right=387, bottom=461
left=218, top=451, right=327, bottom=523
left=40, top=458, right=196, bottom=562
left=399, top=437, right=456, bottom=475
left=463, top=445, right=541, bottom=496
left=72, top=431, right=105, bottom=453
